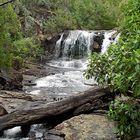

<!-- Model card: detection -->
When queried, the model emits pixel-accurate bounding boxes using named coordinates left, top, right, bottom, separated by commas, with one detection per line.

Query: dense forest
left=0, top=0, right=140, bottom=139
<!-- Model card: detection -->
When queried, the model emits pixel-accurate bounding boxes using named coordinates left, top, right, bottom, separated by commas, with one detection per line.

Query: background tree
left=0, top=1, right=21, bottom=68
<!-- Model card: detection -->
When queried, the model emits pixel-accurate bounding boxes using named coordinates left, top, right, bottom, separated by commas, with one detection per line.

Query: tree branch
left=0, top=0, right=15, bottom=6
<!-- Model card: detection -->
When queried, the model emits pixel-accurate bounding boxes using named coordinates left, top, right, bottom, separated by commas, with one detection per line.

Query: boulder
left=55, top=114, right=117, bottom=140
left=41, top=34, right=61, bottom=55
left=94, top=32, right=104, bottom=47
left=0, top=69, right=23, bottom=90
left=91, top=41, right=101, bottom=53
left=91, top=32, right=104, bottom=53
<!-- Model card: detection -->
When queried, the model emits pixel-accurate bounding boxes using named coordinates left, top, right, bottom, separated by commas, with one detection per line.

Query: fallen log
left=0, top=87, right=110, bottom=131
left=0, top=90, right=47, bottom=113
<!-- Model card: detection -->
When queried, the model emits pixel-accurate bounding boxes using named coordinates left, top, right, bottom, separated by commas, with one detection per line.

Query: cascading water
left=49, top=30, right=99, bottom=70
left=1, top=30, right=120, bottom=140
left=101, top=30, right=121, bottom=54
left=55, top=30, right=95, bottom=59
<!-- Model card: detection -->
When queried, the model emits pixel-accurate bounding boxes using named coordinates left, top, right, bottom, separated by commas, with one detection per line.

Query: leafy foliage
left=15, top=0, right=128, bottom=35
left=85, top=0, right=140, bottom=139
left=0, top=1, right=43, bottom=69
left=13, top=38, right=43, bottom=63
left=45, top=0, right=125, bottom=33
left=0, top=0, right=21, bottom=69
left=85, top=0, right=140, bottom=97
left=108, top=100, right=140, bottom=139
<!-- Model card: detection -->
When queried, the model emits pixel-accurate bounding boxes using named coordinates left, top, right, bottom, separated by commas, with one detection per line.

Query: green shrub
left=85, top=0, right=140, bottom=139
left=0, top=0, right=21, bottom=69
left=85, top=0, right=140, bottom=97
left=44, top=0, right=126, bottom=33
left=108, top=100, right=140, bottom=139
left=19, top=0, right=128, bottom=35
left=13, top=38, right=43, bottom=63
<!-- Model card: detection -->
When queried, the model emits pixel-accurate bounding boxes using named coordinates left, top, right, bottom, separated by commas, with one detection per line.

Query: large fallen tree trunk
left=0, top=87, right=111, bottom=131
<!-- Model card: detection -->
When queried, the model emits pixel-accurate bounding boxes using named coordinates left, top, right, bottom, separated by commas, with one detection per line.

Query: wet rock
left=41, top=31, right=69, bottom=60
left=48, top=129, right=65, bottom=137
left=0, top=69, right=23, bottom=90
left=24, top=82, right=37, bottom=86
left=29, top=131, right=36, bottom=140
left=91, top=32, right=104, bottom=53
left=94, top=32, right=104, bottom=46
left=91, top=41, right=100, bottom=52
left=55, top=114, right=117, bottom=140
left=44, top=134, right=64, bottom=140
left=41, top=34, right=61, bottom=57
left=0, top=105, right=8, bottom=116
left=28, top=131, right=43, bottom=140
left=23, top=63, right=48, bottom=78
left=0, top=105, right=8, bottom=136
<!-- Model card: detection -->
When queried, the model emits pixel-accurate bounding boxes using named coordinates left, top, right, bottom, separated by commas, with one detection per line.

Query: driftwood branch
left=0, top=87, right=110, bottom=131
left=0, top=0, right=15, bottom=6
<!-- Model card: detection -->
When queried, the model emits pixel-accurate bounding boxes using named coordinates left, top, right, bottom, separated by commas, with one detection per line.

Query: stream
left=0, top=30, right=120, bottom=140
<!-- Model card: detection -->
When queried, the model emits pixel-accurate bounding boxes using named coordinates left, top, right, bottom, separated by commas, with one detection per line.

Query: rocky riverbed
left=0, top=30, right=121, bottom=140
left=0, top=62, right=116, bottom=140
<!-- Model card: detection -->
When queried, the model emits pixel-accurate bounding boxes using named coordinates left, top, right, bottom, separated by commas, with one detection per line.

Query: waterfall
left=55, top=33, right=64, bottom=58
left=114, top=33, right=121, bottom=44
left=49, top=30, right=120, bottom=69
left=55, top=30, right=120, bottom=59
left=55, top=30, right=96, bottom=59
left=1, top=30, right=120, bottom=140
left=101, top=30, right=116, bottom=54
left=101, top=30, right=120, bottom=54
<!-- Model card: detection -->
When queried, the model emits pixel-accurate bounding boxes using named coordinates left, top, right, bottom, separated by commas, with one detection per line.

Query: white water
left=0, top=127, right=21, bottom=140
left=1, top=30, right=120, bottom=139
left=101, top=30, right=116, bottom=54
left=48, top=59, right=88, bottom=70
left=55, top=30, right=96, bottom=59
left=29, top=30, right=120, bottom=98
left=101, top=31, right=121, bottom=54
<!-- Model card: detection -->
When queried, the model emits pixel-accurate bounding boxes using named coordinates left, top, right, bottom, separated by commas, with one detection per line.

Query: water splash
left=0, top=127, right=21, bottom=140
left=101, top=30, right=117, bottom=54
left=55, top=33, right=64, bottom=58
left=113, top=33, right=121, bottom=44
left=48, top=59, right=88, bottom=70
